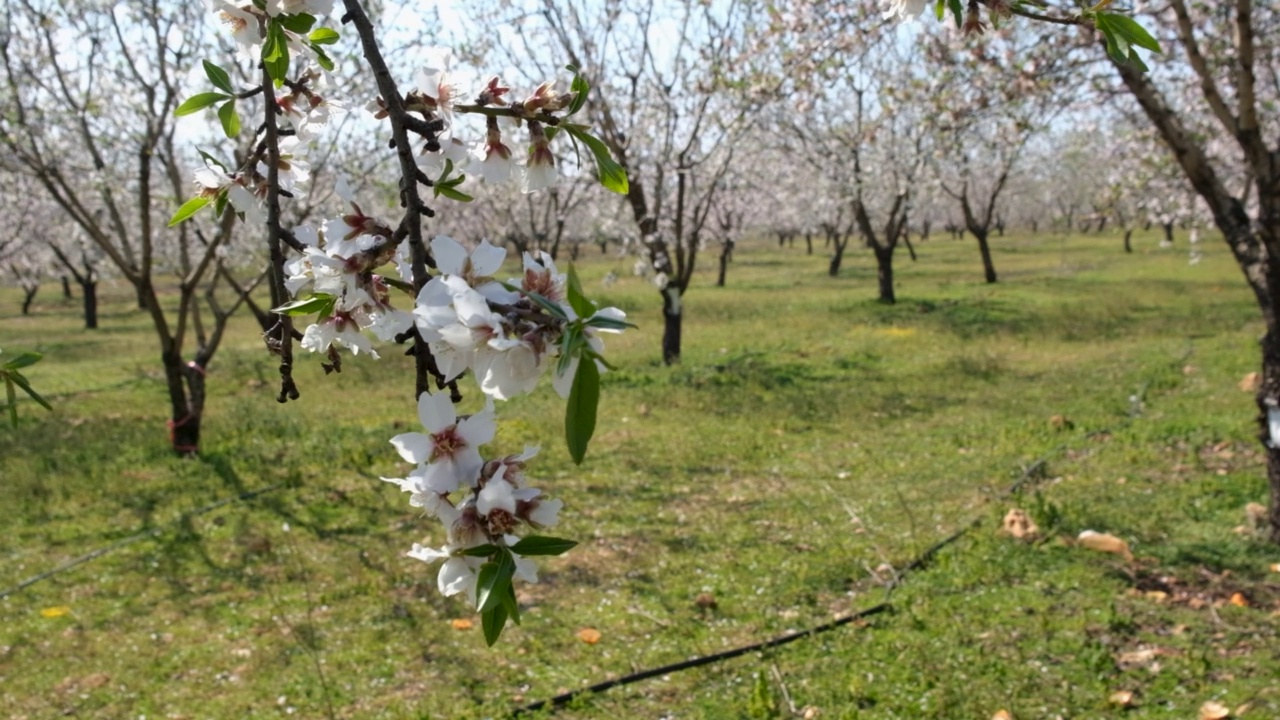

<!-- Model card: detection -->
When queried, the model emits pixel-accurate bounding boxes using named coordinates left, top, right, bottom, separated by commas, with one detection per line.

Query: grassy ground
left=1, top=229, right=1277, bottom=719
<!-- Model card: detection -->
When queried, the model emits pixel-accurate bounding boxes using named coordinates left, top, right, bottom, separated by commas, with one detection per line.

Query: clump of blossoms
left=172, top=1, right=630, bottom=645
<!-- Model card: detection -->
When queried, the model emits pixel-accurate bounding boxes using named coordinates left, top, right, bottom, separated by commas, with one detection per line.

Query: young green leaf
left=203, top=60, right=235, bottom=94
left=263, top=20, right=291, bottom=84
left=481, top=603, right=509, bottom=646
left=564, top=127, right=629, bottom=195
left=218, top=100, right=241, bottom=138
left=197, top=149, right=229, bottom=173
left=272, top=293, right=336, bottom=317
left=435, top=183, right=474, bottom=202
left=4, top=376, right=16, bottom=427
left=278, top=12, right=316, bottom=34
left=568, top=69, right=590, bottom=116
left=565, top=264, right=595, bottom=319
left=476, top=549, right=516, bottom=613
left=556, top=326, right=585, bottom=378
left=565, top=353, right=600, bottom=464
left=947, top=0, right=963, bottom=27
left=167, top=195, right=210, bottom=227
left=309, top=27, right=340, bottom=45
left=8, top=371, right=52, bottom=411
left=175, top=92, right=231, bottom=117
left=2, top=351, right=42, bottom=371
left=311, top=44, right=335, bottom=72
left=457, top=544, right=500, bottom=557
left=1100, top=13, right=1161, bottom=52
left=510, top=536, right=578, bottom=557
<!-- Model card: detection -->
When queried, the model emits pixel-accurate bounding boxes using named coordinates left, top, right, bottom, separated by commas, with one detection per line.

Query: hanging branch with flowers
left=171, top=0, right=630, bottom=645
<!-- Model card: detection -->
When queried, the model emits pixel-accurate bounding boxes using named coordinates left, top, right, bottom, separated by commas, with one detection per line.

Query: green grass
left=2, top=230, right=1278, bottom=719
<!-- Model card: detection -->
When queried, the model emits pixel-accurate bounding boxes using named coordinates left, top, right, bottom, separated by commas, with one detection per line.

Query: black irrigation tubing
left=513, top=349, right=1196, bottom=717
left=0, top=482, right=287, bottom=600
left=512, top=454, right=1066, bottom=717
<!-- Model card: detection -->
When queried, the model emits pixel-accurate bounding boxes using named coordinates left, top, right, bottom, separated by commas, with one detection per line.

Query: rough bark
left=661, top=288, right=682, bottom=366
left=975, top=231, right=997, bottom=284
left=80, top=279, right=98, bottom=329
left=874, top=246, right=895, bottom=304
left=1123, top=229, right=1134, bottom=253
left=21, top=285, right=38, bottom=315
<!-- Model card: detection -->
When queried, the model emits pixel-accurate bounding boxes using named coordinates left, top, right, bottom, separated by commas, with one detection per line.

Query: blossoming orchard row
left=174, top=0, right=631, bottom=644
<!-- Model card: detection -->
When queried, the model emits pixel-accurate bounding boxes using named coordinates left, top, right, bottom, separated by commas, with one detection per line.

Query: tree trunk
left=661, top=288, right=682, bottom=366
left=161, top=347, right=205, bottom=456
left=1030, top=220, right=1038, bottom=233
left=828, top=239, right=846, bottom=277
left=21, top=285, right=38, bottom=315
left=81, top=280, right=98, bottom=329
left=716, top=241, right=733, bottom=287
left=61, top=276, right=72, bottom=299
left=1163, top=222, right=1175, bottom=245
left=1260, top=324, right=1280, bottom=544
left=136, top=284, right=149, bottom=310
left=903, top=234, right=917, bottom=262
left=1096, top=216, right=1109, bottom=233
left=874, top=246, right=895, bottom=304
left=1123, top=229, right=1133, bottom=253
left=975, top=231, right=997, bottom=283
left=921, top=220, right=930, bottom=240
left=805, top=232, right=813, bottom=255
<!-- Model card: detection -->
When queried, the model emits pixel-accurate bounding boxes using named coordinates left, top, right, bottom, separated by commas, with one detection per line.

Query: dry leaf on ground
left=1077, top=530, right=1134, bottom=561
left=1199, top=700, right=1231, bottom=720
left=1000, top=508, right=1040, bottom=541
left=576, top=627, right=602, bottom=644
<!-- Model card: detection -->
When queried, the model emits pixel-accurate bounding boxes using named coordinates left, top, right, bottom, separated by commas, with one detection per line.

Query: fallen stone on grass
left=999, top=508, right=1039, bottom=541
left=1077, top=530, right=1134, bottom=561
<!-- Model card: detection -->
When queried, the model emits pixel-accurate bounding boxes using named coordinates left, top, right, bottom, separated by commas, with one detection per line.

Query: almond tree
left=931, top=1, right=1280, bottom=539
left=473, top=0, right=761, bottom=364
left=0, top=0, right=263, bottom=454
left=783, top=11, right=933, bottom=301
left=926, top=23, right=1071, bottom=284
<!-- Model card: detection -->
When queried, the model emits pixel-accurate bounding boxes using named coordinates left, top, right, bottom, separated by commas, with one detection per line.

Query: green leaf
left=311, top=44, right=335, bottom=72
left=568, top=67, right=589, bottom=116
left=1101, top=12, right=1161, bottom=52
left=218, top=100, right=241, bottom=138
left=168, top=195, right=210, bottom=227
left=197, top=149, right=229, bottom=173
left=501, top=582, right=521, bottom=625
left=584, top=315, right=636, bottom=332
left=213, top=188, right=229, bottom=218
left=309, top=27, right=340, bottom=45
left=174, top=92, right=231, bottom=117
left=278, top=12, right=316, bottom=34
left=556, top=325, right=585, bottom=378
left=458, top=544, right=499, bottom=557
left=564, top=352, right=600, bottom=465
left=481, top=603, right=509, bottom=646
left=476, top=549, right=515, bottom=613
left=947, top=0, right=963, bottom=27
left=510, top=536, right=578, bottom=557
left=263, top=20, right=291, bottom=84
left=498, top=281, right=568, bottom=320
left=203, top=60, right=234, bottom=94
left=2, top=351, right=42, bottom=371
left=564, top=127, right=628, bottom=195
left=272, top=293, right=336, bottom=317
left=5, top=376, right=16, bottom=427
left=565, top=264, right=595, bottom=319
left=8, top=371, right=52, bottom=411
left=934, top=0, right=946, bottom=21
left=435, top=183, right=474, bottom=202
